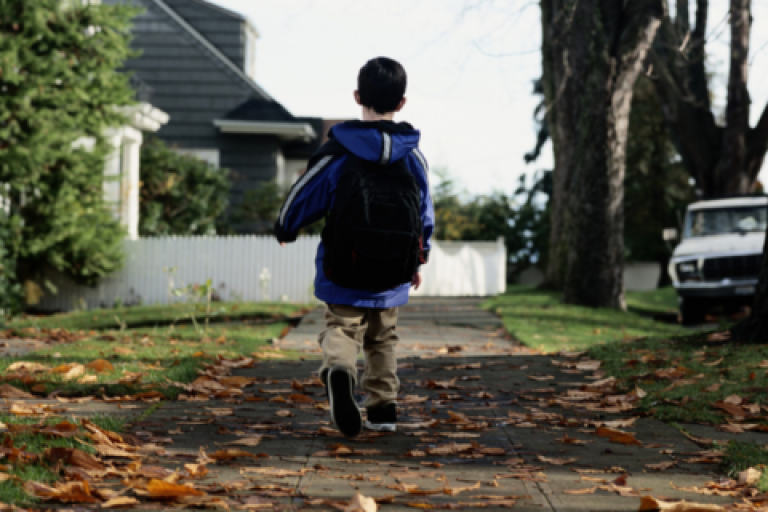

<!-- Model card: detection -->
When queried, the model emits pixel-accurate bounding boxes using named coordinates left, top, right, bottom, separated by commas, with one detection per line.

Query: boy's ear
left=354, top=90, right=362, bottom=106
left=395, top=97, right=407, bottom=112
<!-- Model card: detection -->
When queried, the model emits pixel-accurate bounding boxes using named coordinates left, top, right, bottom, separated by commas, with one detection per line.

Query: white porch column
left=104, top=126, right=143, bottom=240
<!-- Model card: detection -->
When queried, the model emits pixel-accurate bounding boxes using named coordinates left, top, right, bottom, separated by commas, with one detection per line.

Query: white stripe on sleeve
left=278, top=154, right=333, bottom=226
left=380, top=132, right=392, bottom=165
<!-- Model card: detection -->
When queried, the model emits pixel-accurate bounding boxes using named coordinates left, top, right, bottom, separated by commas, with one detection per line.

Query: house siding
left=104, top=0, right=283, bottom=232
left=161, top=0, right=247, bottom=72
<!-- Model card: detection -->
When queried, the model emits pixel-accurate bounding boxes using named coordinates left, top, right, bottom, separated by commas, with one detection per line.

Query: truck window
left=685, top=206, right=767, bottom=238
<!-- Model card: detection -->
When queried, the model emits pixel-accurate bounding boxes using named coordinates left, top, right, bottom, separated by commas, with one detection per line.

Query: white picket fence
left=37, top=236, right=507, bottom=311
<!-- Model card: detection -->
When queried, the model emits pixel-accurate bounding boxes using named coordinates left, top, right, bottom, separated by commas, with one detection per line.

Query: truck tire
left=680, top=298, right=707, bottom=326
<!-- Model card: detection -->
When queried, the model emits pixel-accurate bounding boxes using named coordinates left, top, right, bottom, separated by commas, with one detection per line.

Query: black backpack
left=320, top=141, right=424, bottom=292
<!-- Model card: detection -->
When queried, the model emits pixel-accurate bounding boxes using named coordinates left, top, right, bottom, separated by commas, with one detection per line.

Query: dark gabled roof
left=222, top=97, right=297, bottom=123
left=181, top=0, right=246, bottom=22
left=148, top=0, right=272, bottom=100
left=283, top=117, right=327, bottom=158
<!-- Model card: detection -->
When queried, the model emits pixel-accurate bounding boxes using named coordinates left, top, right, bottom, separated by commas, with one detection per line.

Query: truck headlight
left=675, top=260, right=701, bottom=282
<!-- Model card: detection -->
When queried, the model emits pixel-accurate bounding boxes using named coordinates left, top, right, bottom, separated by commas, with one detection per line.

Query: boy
left=274, top=57, right=434, bottom=438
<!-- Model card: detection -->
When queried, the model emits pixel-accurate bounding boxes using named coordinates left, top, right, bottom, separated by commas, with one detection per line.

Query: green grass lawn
left=0, top=301, right=310, bottom=399
left=483, top=286, right=685, bottom=352
left=590, top=331, right=768, bottom=424
left=0, top=322, right=293, bottom=399
left=9, top=301, right=309, bottom=331
left=0, top=414, right=124, bottom=505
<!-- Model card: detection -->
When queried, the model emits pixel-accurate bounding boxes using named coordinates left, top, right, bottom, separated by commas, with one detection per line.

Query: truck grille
left=701, top=254, right=762, bottom=281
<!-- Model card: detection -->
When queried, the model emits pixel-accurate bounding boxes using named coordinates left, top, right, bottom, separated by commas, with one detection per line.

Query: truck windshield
left=685, top=206, right=768, bottom=238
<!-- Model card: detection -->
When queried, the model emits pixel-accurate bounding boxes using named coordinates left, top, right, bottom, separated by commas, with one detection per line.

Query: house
left=103, top=0, right=323, bottom=231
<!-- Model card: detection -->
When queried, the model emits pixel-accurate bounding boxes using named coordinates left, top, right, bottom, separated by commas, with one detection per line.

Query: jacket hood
left=329, top=120, right=420, bottom=164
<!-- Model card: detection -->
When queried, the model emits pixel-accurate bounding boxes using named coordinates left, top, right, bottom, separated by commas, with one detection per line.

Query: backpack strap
left=308, top=139, right=347, bottom=166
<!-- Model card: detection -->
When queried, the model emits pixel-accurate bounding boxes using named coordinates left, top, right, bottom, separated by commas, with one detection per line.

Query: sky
left=209, top=0, right=768, bottom=196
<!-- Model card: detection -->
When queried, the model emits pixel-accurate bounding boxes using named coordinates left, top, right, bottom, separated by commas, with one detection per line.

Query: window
left=174, top=148, right=220, bottom=169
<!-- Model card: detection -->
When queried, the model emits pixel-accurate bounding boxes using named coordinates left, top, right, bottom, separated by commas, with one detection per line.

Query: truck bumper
left=675, top=280, right=758, bottom=300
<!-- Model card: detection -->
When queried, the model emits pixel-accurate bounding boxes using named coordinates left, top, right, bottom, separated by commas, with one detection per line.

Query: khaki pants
left=318, top=304, right=399, bottom=409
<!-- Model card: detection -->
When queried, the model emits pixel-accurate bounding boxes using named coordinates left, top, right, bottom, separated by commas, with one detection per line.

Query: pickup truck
left=666, top=196, right=767, bottom=325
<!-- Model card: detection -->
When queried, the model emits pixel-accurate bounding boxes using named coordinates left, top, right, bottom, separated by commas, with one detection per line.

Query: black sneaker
left=364, top=403, right=397, bottom=432
left=326, top=366, right=362, bottom=438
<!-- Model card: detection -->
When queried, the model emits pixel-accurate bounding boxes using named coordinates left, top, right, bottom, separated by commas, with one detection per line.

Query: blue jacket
left=275, top=120, right=435, bottom=308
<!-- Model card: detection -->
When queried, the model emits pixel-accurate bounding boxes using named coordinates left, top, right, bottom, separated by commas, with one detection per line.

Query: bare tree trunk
left=718, top=0, right=752, bottom=194
left=539, top=0, right=569, bottom=290
left=540, top=0, right=663, bottom=308
left=652, top=0, right=768, bottom=197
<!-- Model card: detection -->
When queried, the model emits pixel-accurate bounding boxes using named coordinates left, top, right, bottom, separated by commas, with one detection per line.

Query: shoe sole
left=328, top=367, right=362, bottom=438
left=364, top=420, right=396, bottom=432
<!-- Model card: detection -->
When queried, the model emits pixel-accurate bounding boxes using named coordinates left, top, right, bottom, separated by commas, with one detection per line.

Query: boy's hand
left=411, top=273, right=422, bottom=290
left=280, top=242, right=286, bottom=247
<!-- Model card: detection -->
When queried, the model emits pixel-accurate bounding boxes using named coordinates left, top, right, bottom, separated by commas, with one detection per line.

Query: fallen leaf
left=101, top=496, right=139, bottom=508
left=738, top=467, right=762, bottom=486
left=0, top=384, right=35, bottom=399
left=209, top=449, right=261, bottom=460
left=342, top=493, right=377, bottom=512
left=85, top=359, right=115, bottom=373
left=184, top=464, right=209, bottom=478
left=443, top=482, right=481, bottom=496
left=595, top=427, right=642, bottom=446
left=536, top=455, right=576, bottom=465
left=706, top=331, right=731, bottom=342
left=146, top=479, right=205, bottom=498
left=645, top=461, right=677, bottom=471
left=638, top=496, right=727, bottom=511
left=222, top=437, right=263, bottom=447
left=563, top=487, right=598, bottom=495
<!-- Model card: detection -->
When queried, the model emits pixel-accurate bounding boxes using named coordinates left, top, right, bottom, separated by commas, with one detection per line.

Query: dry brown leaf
left=645, top=461, right=677, bottom=471
left=7, top=361, right=49, bottom=373
left=45, top=447, right=105, bottom=471
left=595, top=426, right=642, bottom=446
left=24, top=480, right=99, bottom=503
left=706, top=331, right=731, bottom=342
left=443, top=482, right=481, bottom=496
left=101, top=496, right=139, bottom=508
left=146, top=479, right=205, bottom=498
left=218, top=376, right=255, bottom=388
left=562, top=487, right=598, bottom=495
left=222, top=437, right=263, bottom=447
left=275, top=410, right=293, bottom=417
left=85, top=359, right=115, bottom=373
left=702, top=383, right=721, bottom=393
left=209, top=449, right=260, bottom=460
left=341, top=493, right=378, bottom=512
left=638, top=496, right=727, bottom=511
left=184, top=464, right=209, bottom=478
left=536, top=455, right=576, bottom=465
left=0, top=384, right=35, bottom=399
left=739, top=467, right=761, bottom=486
left=559, top=434, right=590, bottom=445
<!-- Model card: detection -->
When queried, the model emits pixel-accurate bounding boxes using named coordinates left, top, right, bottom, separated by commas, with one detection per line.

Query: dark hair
left=357, top=57, right=407, bottom=114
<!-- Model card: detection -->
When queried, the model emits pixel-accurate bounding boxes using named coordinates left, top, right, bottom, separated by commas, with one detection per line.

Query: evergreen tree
left=0, top=0, right=138, bottom=312
left=139, top=137, right=230, bottom=236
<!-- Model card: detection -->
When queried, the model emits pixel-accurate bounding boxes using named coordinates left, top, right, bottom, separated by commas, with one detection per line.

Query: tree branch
left=693, top=0, right=708, bottom=39
left=747, top=100, right=768, bottom=181
left=677, top=0, right=690, bottom=33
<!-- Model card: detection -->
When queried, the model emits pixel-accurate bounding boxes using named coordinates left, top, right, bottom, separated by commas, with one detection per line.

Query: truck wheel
left=680, top=298, right=707, bottom=326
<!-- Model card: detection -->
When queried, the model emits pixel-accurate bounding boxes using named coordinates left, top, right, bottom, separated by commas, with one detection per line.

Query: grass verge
left=9, top=301, right=309, bottom=331
left=483, top=286, right=685, bottom=352
left=0, top=322, right=293, bottom=399
left=589, top=331, right=768, bottom=424
left=0, top=414, right=125, bottom=505
left=723, top=441, right=768, bottom=492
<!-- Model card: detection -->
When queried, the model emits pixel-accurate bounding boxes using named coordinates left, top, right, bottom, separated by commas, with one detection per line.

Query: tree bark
left=718, top=0, right=752, bottom=194
left=540, top=0, right=664, bottom=308
left=539, top=0, right=569, bottom=290
left=651, top=0, right=768, bottom=197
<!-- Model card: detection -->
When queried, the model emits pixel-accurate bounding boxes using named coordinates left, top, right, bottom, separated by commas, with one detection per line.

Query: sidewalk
left=10, top=299, right=757, bottom=510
